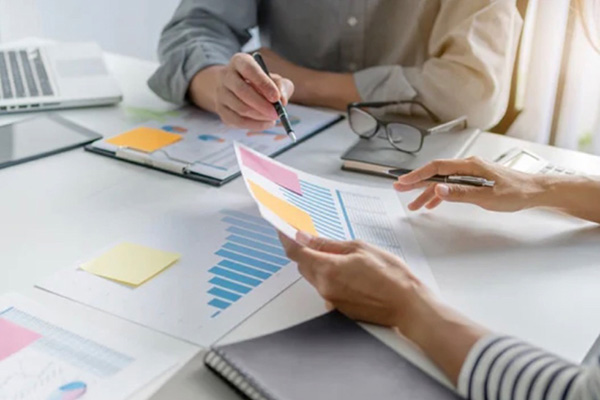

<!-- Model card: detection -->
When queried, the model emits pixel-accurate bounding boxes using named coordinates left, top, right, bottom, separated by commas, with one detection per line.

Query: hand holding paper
left=234, top=143, right=438, bottom=291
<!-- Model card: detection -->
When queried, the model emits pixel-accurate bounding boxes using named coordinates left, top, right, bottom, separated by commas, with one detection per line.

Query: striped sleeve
left=457, top=334, right=600, bottom=400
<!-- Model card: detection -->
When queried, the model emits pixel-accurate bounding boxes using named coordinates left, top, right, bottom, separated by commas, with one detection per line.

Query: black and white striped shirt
left=458, top=335, right=600, bottom=400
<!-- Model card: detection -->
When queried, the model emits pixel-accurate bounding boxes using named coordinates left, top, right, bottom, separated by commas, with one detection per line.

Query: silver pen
left=388, top=168, right=495, bottom=188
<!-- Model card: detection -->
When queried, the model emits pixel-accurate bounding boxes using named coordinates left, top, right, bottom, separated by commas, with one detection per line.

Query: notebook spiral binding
left=205, top=349, right=275, bottom=400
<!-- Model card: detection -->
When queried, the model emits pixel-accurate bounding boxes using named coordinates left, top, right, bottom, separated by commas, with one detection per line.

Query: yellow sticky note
left=248, top=180, right=318, bottom=236
left=106, top=127, right=182, bottom=153
left=81, top=242, right=180, bottom=286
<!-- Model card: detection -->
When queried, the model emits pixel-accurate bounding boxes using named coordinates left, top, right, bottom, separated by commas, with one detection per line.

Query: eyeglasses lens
left=387, top=123, right=423, bottom=152
left=349, top=108, right=378, bottom=137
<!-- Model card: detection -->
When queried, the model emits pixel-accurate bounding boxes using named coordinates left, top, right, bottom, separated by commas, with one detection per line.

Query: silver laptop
left=0, top=42, right=122, bottom=114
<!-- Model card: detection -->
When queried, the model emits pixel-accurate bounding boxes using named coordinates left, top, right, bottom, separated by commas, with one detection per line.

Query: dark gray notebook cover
left=341, top=128, right=480, bottom=172
left=205, top=312, right=460, bottom=400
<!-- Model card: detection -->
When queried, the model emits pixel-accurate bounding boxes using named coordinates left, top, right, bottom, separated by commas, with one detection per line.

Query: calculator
left=495, top=147, right=579, bottom=176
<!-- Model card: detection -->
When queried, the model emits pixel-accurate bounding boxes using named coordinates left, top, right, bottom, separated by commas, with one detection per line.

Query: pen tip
left=290, top=131, right=297, bottom=143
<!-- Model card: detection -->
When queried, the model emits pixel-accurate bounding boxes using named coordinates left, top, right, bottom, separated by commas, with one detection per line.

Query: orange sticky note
left=107, top=127, right=182, bottom=152
left=248, top=180, right=318, bottom=236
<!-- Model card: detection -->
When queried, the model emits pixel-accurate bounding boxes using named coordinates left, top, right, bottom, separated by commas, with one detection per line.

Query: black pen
left=388, top=168, right=495, bottom=188
left=252, top=52, right=297, bottom=142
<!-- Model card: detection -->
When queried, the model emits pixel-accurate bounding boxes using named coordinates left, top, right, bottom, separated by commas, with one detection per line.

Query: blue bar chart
left=208, top=210, right=291, bottom=317
left=281, top=180, right=353, bottom=240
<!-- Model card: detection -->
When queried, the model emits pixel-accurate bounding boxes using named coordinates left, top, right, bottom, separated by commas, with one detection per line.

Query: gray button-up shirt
left=149, top=0, right=522, bottom=129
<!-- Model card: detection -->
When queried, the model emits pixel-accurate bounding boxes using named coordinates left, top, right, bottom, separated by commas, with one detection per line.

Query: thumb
left=296, top=231, right=354, bottom=255
left=272, top=74, right=294, bottom=105
left=435, top=184, right=485, bottom=205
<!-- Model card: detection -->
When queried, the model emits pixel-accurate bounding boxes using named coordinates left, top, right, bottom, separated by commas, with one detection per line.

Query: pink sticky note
left=239, top=147, right=303, bottom=195
left=0, top=318, right=42, bottom=361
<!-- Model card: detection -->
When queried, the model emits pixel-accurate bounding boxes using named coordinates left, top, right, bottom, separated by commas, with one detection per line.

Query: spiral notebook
left=204, top=312, right=459, bottom=400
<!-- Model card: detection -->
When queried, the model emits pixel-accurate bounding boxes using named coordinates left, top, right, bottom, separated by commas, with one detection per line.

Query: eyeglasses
left=347, top=100, right=468, bottom=153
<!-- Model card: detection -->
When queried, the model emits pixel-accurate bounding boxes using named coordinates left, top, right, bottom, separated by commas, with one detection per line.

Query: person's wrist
left=513, top=174, right=548, bottom=210
left=188, top=65, right=225, bottom=113
left=530, top=175, right=570, bottom=209
left=392, top=280, right=437, bottom=338
left=532, top=174, right=599, bottom=210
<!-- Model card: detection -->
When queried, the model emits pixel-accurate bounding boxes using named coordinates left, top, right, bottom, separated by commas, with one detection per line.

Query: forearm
left=259, top=49, right=360, bottom=110
left=294, top=70, right=360, bottom=110
left=397, top=286, right=489, bottom=385
left=534, top=175, right=600, bottom=223
left=148, top=1, right=254, bottom=104
left=395, top=287, right=599, bottom=399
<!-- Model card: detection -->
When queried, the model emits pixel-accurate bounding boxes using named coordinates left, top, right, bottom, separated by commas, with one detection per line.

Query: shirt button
left=347, top=16, right=358, bottom=27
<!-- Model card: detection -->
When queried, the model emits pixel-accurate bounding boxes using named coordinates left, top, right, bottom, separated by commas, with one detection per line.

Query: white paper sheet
left=37, top=192, right=302, bottom=347
left=0, top=293, right=195, bottom=400
left=235, top=144, right=438, bottom=291
left=92, top=104, right=341, bottom=181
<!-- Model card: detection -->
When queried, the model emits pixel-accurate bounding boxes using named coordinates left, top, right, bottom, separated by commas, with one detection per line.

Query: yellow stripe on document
left=248, top=180, right=318, bottom=236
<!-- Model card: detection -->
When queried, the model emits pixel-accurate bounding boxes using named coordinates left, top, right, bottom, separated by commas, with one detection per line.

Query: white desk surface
left=1, top=51, right=600, bottom=400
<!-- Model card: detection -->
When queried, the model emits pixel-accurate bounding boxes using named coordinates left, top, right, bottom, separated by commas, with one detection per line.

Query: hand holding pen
left=392, top=157, right=545, bottom=212
left=188, top=52, right=294, bottom=132
left=389, top=168, right=495, bottom=187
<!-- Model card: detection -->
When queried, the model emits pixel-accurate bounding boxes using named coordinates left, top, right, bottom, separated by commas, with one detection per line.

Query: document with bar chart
left=89, top=103, right=342, bottom=185
left=38, top=194, right=302, bottom=346
left=0, top=294, right=189, bottom=400
left=235, top=143, right=437, bottom=290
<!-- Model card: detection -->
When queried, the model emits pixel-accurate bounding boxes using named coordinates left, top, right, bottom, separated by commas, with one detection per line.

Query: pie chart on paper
left=47, top=381, right=87, bottom=400
left=161, top=125, right=188, bottom=133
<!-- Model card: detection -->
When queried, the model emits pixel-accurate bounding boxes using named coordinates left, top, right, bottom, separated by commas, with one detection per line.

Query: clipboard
left=85, top=105, right=344, bottom=187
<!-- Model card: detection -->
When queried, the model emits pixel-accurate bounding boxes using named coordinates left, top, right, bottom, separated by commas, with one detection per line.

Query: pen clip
left=116, top=147, right=187, bottom=175
left=447, top=175, right=495, bottom=187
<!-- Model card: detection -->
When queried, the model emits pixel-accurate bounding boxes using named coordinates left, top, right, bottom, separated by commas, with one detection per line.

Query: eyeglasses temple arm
left=426, top=115, right=468, bottom=135
left=347, top=100, right=414, bottom=110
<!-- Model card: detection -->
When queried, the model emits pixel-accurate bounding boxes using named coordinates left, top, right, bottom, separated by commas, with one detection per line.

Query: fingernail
left=269, top=90, right=279, bottom=103
left=296, top=231, right=313, bottom=245
left=392, top=182, right=405, bottom=191
left=280, top=86, right=288, bottom=101
left=437, top=184, right=450, bottom=197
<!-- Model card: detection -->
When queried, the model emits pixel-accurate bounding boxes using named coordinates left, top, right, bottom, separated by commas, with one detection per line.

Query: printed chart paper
left=93, top=104, right=341, bottom=181
left=0, top=294, right=192, bottom=400
left=81, top=242, right=180, bottom=287
left=235, top=144, right=438, bottom=291
left=38, top=194, right=302, bottom=346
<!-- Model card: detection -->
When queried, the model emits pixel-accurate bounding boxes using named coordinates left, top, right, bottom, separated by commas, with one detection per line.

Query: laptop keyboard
left=0, top=49, right=54, bottom=100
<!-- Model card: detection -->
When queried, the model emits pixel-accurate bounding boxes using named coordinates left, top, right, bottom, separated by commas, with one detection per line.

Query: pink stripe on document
left=239, top=147, right=302, bottom=195
left=0, top=318, right=42, bottom=361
